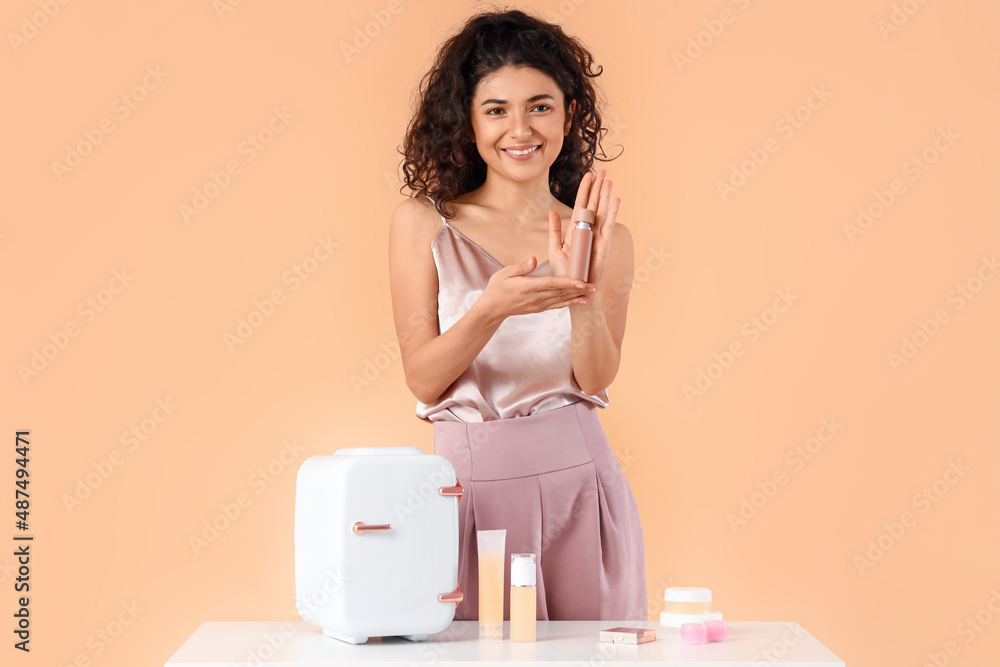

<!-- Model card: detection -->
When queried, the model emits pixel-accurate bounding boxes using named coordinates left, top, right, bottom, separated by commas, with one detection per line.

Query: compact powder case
left=599, top=627, right=657, bottom=645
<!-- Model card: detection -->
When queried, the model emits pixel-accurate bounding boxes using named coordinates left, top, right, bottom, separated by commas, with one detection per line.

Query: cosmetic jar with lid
left=659, top=587, right=723, bottom=628
left=705, top=620, right=729, bottom=642
left=680, top=622, right=708, bottom=644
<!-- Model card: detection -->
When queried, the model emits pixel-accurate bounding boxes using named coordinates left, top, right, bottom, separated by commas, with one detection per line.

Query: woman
left=388, top=8, right=647, bottom=622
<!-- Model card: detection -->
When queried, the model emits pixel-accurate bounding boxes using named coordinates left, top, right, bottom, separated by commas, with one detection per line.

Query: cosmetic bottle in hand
left=568, top=208, right=594, bottom=282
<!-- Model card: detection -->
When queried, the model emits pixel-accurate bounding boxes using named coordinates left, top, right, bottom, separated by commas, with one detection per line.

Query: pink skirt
left=433, top=400, right=648, bottom=621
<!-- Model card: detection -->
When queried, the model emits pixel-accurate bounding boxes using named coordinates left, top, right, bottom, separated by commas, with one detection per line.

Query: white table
left=165, top=620, right=845, bottom=666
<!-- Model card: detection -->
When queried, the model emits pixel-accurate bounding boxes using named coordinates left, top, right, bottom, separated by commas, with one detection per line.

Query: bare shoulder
left=390, top=196, right=444, bottom=244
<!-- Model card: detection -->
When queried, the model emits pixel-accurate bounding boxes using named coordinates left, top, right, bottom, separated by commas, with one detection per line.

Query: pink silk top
left=415, top=197, right=609, bottom=423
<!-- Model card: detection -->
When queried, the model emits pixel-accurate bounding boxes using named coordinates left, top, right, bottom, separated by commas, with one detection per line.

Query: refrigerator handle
left=439, top=479, right=464, bottom=499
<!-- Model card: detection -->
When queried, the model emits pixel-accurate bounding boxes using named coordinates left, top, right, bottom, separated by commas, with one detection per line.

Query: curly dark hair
left=397, top=7, right=619, bottom=219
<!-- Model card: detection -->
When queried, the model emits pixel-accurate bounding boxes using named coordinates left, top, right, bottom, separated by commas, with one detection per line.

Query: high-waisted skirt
left=432, top=400, right=648, bottom=621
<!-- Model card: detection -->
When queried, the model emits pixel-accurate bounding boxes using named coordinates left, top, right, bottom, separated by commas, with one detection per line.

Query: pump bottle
left=510, top=553, right=536, bottom=642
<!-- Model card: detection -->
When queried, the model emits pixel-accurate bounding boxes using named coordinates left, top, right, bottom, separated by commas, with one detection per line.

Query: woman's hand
left=478, top=255, right=591, bottom=319
left=548, top=168, right=620, bottom=287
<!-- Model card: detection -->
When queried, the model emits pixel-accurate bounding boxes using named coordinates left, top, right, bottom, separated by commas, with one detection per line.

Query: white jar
left=659, top=587, right=723, bottom=628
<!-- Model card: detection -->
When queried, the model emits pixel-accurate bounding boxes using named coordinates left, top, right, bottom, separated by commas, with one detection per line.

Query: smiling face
left=468, top=65, right=576, bottom=182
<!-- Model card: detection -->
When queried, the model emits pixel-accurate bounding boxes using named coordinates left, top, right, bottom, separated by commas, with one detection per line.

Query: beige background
left=4, top=0, right=999, bottom=665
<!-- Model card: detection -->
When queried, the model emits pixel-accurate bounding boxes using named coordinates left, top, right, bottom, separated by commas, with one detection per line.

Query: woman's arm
left=568, top=222, right=635, bottom=395
left=388, top=198, right=506, bottom=404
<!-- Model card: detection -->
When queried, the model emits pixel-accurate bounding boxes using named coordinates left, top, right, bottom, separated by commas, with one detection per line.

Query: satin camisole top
left=415, top=196, right=609, bottom=423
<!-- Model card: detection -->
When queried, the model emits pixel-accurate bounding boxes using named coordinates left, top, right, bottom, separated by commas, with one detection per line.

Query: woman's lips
left=502, top=145, right=540, bottom=160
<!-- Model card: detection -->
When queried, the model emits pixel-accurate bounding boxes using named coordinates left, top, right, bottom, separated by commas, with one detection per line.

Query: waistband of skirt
left=432, top=401, right=601, bottom=481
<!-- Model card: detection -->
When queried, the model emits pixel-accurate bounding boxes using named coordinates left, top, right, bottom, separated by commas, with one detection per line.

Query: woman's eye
left=486, top=104, right=551, bottom=115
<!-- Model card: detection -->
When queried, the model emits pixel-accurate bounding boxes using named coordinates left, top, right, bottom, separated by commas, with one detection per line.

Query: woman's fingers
left=588, top=169, right=606, bottom=211
left=575, top=169, right=611, bottom=238
left=544, top=278, right=595, bottom=306
left=597, top=195, right=619, bottom=245
left=548, top=210, right=565, bottom=252
left=539, top=294, right=587, bottom=311
left=503, top=274, right=595, bottom=314
left=551, top=276, right=590, bottom=292
left=574, top=172, right=593, bottom=209
left=523, top=276, right=592, bottom=298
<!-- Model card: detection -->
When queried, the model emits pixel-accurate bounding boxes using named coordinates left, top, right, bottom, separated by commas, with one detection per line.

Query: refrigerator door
left=295, top=448, right=460, bottom=644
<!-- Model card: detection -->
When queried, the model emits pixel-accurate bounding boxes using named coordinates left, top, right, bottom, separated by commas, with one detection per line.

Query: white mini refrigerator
left=294, top=446, right=464, bottom=644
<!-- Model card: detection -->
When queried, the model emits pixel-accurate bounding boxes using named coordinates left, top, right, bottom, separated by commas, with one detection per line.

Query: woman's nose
left=509, top=112, right=532, bottom=137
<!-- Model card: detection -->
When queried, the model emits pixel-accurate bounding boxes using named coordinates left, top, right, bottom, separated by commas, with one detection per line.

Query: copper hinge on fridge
left=438, top=584, right=463, bottom=605
left=439, top=479, right=464, bottom=498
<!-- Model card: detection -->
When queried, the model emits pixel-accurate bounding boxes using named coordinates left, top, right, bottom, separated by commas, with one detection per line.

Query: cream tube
left=477, top=529, right=506, bottom=639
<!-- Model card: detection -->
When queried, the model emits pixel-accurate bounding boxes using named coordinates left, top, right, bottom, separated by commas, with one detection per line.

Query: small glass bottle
left=509, top=553, right=536, bottom=642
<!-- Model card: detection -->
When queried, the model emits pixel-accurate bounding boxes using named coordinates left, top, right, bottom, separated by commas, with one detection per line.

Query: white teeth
left=504, top=146, right=539, bottom=156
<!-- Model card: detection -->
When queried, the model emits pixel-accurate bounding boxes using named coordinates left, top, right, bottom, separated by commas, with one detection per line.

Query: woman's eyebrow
left=479, top=93, right=555, bottom=106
